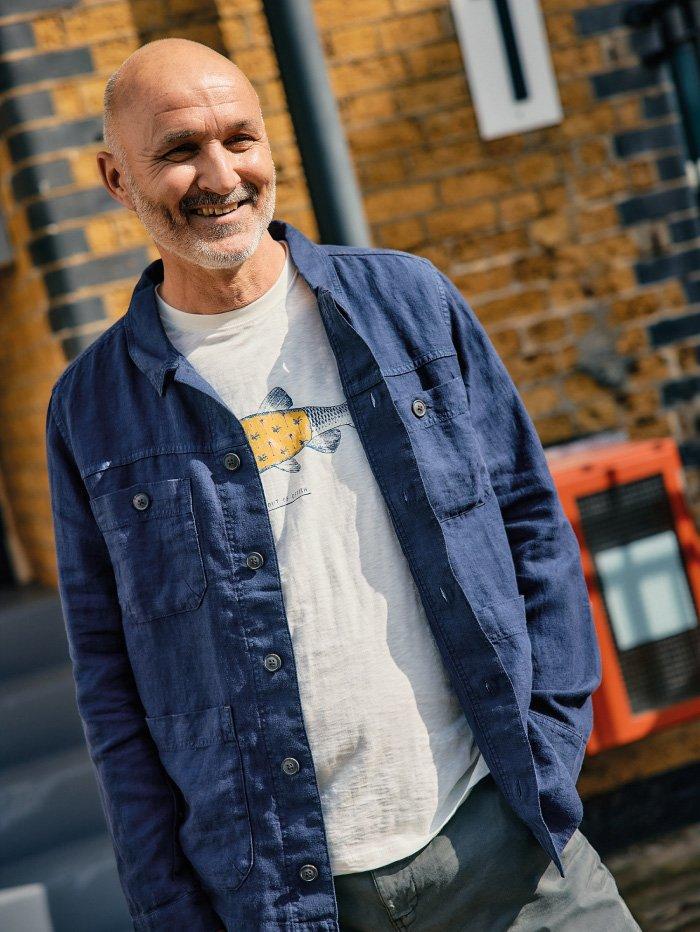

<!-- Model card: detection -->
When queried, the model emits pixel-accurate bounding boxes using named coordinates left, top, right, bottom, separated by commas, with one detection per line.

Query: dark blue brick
left=661, top=374, right=700, bottom=405
left=0, top=22, right=34, bottom=53
left=657, top=154, right=686, bottom=181
left=0, top=89, right=53, bottom=134
left=649, top=311, right=700, bottom=347
left=44, top=247, right=150, bottom=298
left=574, top=2, right=628, bottom=35
left=27, top=186, right=115, bottom=230
left=669, top=217, right=700, bottom=244
left=0, top=0, right=78, bottom=12
left=11, top=159, right=72, bottom=201
left=591, top=65, right=659, bottom=99
left=61, top=331, right=100, bottom=362
left=635, top=248, right=700, bottom=284
left=29, top=228, right=88, bottom=266
left=617, top=186, right=694, bottom=225
left=683, top=279, right=700, bottom=304
left=9, top=116, right=102, bottom=162
left=679, top=440, right=700, bottom=468
left=0, top=47, right=91, bottom=94
left=643, top=91, right=674, bottom=119
left=49, top=295, right=105, bottom=331
left=615, top=122, right=684, bottom=158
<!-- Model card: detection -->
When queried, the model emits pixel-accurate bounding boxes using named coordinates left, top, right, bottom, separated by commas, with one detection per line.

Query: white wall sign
left=449, top=0, right=563, bottom=140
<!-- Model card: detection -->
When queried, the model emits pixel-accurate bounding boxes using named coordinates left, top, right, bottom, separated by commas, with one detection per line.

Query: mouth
left=187, top=198, right=253, bottom=220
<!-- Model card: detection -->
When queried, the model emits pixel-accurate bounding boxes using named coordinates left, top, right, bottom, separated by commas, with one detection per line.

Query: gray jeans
left=332, top=773, right=642, bottom=931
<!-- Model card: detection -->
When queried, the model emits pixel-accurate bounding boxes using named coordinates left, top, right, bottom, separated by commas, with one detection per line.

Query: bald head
left=102, top=38, right=261, bottom=165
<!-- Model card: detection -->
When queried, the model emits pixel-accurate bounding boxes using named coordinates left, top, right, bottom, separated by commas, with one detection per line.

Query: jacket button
left=223, top=452, right=240, bottom=471
left=246, top=551, right=264, bottom=570
left=264, top=653, right=282, bottom=672
left=483, top=679, right=492, bottom=694
left=132, top=492, right=150, bottom=511
left=411, top=398, right=427, bottom=417
left=299, top=864, right=318, bottom=882
left=282, top=757, right=300, bottom=775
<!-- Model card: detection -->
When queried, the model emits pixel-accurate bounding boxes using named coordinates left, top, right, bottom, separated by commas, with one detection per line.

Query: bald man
left=46, top=37, right=641, bottom=932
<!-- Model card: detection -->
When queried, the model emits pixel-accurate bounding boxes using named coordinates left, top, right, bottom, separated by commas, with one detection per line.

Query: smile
left=189, top=200, right=251, bottom=217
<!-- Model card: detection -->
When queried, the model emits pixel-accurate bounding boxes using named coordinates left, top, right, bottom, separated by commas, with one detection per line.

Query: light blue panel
left=594, top=530, right=698, bottom=650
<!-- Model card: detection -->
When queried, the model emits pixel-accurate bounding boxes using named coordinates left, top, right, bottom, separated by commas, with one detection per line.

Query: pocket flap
left=475, top=592, right=527, bottom=643
left=145, top=704, right=235, bottom=750
left=90, top=477, right=193, bottom=532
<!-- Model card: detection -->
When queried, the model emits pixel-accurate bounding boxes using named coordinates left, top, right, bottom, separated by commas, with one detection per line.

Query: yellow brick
left=340, top=90, right=396, bottom=124
left=91, top=37, right=140, bottom=71
left=364, top=181, right=436, bottom=220
left=500, top=191, right=541, bottom=224
left=377, top=11, right=443, bottom=50
left=522, top=384, right=561, bottom=417
left=53, top=85, right=85, bottom=119
left=359, top=158, right=409, bottom=187
left=348, top=118, right=421, bottom=155
left=376, top=217, right=425, bottom=249
left=531, top=212, right=570, bottom=247
left=545, top=12, right=577, bottom=48
left=410, top=139, right=482, bottom=177
left=64, top=2, right=134, bottom=45
left=85, top=216, right=120, bottom=254
left=404, top=40, right=462, bottom=78
left=328, top=24, right=381, bottom=59
left=314, top=0, right=393, bottom=30
left=425, top=200, right=497, bottom=238
left=438, top=166, right=513, bottom=205
left=513, top=152, right=559, bottom=186
left=394, top=74, right=467, bottom=113
left=330, top=54, right=407, bottom=97
left=32, top=15, right=67, bottom=51
left=421, top=107, right=476, bottom=137
left=231, top=44, right=278, bottom=81
left=477, top=289, right=547, bottom=326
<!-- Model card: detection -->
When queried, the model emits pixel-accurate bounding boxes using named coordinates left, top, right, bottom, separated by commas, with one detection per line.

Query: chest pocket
left=389, top=372, right=491, bottom=521
left=89, top=476, right=207, bottom=623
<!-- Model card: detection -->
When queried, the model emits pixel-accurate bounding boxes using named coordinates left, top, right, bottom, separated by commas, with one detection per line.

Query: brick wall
left=1, top=0, right=699, bottom=585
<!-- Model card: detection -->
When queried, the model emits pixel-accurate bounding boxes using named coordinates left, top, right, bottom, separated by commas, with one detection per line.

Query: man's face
left=118, top=76, right=276, bottom=270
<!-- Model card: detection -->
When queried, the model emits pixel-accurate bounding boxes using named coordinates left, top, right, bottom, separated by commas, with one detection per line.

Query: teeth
left=192, top=203, right=240, bottom=216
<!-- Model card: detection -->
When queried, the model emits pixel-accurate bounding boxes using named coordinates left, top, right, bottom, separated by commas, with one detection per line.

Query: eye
left=163, top=135, right=254, bottom=159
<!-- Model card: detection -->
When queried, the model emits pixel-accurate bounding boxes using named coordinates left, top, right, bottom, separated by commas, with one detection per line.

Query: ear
left=96, top=150, right=136, bottom=211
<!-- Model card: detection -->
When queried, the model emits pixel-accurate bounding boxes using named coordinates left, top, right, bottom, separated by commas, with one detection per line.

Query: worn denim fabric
left=332, top=773, right=641, bottom=931
left=45, top=218, right=602, bottom=931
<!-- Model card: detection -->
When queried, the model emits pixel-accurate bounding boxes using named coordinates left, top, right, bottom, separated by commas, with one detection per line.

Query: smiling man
left=45, top=37, right=641, bottom=932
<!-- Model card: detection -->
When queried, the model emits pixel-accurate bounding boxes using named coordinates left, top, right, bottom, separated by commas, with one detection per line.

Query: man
left=45, top=38, right=641, bottom=931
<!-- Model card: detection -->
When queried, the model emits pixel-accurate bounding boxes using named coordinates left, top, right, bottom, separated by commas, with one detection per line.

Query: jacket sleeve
left=45, top=391, right=222, bottom=932
left=433, top=265, right=602, bottom=755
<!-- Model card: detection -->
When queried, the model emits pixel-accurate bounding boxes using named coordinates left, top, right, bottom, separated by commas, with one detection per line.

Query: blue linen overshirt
left=45, top=218, right=602, bottom=931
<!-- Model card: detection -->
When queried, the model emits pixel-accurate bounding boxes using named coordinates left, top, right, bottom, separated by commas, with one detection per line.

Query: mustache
left=182, top=185, right=258, bottom=211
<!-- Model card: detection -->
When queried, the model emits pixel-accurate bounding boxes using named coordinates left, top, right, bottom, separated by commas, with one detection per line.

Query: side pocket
left=145, top=704, right=254, bottom=891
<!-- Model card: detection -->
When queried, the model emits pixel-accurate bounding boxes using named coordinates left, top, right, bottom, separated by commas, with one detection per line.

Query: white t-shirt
left=155, top=240, right=490, bottom=875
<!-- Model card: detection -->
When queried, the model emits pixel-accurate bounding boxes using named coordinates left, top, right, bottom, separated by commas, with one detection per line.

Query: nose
left=196, top=140, right=241, bottom=196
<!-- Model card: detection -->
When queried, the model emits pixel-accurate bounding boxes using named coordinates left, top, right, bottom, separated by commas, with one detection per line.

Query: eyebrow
left=155, top=118, right=260, bottom=150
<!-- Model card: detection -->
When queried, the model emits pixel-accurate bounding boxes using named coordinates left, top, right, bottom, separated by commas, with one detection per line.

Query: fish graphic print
left=242, top=386, right=356, bottom=473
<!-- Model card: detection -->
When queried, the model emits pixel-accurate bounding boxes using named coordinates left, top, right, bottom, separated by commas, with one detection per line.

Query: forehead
left=134, top=72, right=261, bottom=145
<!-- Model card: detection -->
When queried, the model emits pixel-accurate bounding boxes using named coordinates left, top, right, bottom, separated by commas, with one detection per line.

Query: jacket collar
left=124, top=219, right=343, bottom=397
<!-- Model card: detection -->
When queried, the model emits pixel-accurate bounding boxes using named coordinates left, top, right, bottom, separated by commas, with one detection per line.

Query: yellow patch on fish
left=242, top=409, right=312, bottom=469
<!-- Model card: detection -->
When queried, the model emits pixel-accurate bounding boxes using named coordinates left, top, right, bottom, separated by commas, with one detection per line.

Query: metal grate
left=577, top=474, right=700, bottom=713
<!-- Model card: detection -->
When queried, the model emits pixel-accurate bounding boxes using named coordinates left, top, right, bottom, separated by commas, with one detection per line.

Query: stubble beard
left=122, top=163, right=277, bottom=270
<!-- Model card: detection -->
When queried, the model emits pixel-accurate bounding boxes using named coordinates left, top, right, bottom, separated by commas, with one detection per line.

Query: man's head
left=98, top=38, right=276, bottom=271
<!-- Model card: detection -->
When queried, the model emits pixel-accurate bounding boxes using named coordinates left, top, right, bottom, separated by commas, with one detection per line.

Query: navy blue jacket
left=45, top=218, right=602, bottom=931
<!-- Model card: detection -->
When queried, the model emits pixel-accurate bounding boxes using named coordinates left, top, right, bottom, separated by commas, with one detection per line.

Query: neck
left=157, top=232, right=287, bottom=314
